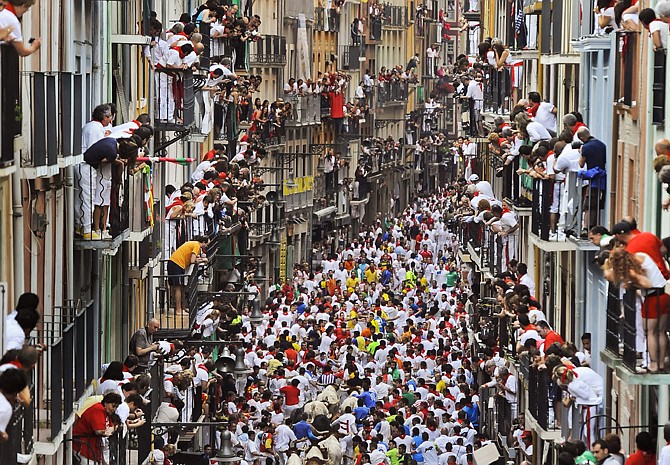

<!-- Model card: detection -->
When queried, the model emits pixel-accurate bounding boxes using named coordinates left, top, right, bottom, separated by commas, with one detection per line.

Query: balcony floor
left=74, top=230, right=130, bottom=253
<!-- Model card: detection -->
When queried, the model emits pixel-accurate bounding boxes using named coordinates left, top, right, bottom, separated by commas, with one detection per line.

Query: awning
left=313, top=206, right=337, bottom=220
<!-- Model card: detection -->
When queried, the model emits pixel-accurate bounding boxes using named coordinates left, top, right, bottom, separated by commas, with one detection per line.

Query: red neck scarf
left=5, top=3, right=17, bottom=16
left=171, top=46, right=186, bottom=59
left=528, top=103, right=540, bottom=117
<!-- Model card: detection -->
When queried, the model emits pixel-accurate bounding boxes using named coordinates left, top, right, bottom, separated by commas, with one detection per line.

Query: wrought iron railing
left=382, top=5, right=408, bottom=28
left=376, top=81, right=408, bottom=106
left=249, top=35, right=286, bottom=66
left=154, top=68, right=195, bottom=131
left=284, top=95, right=321, bottom=126
left=314, top=7, right=340, bottom=32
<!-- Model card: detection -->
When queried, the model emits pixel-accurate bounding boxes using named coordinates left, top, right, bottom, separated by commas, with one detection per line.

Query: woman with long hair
left=606, top=247, right=669, bottom=372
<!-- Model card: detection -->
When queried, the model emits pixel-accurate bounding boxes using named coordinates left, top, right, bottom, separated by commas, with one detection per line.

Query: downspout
left=12, top=172, right=24, bottom=298
left=63, top=0, right=75, bottom=301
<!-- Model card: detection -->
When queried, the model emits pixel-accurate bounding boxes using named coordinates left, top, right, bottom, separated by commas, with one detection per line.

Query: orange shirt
left=170, top=241, right=202, bottom=269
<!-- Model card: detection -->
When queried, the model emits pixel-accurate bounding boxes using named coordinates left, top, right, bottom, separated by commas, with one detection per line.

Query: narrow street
left=0, top=1, right=669, bottom=465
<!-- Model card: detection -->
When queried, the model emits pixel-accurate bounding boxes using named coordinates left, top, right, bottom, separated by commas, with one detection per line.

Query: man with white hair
left=657, top=0, right=670, bottom=22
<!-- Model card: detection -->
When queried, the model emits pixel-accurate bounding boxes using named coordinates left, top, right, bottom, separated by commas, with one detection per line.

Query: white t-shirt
left=0, top=394, right=12, bottom=434
left=534, top=102, right=557, bottom=133
left=650, top=20, right=669, bottom=50
left=0, top=9, right=22, bottom=43
left=82, top=121, right=106, bottom=153
left=3, top=314, right=25, bottom=352
left=594, top=7, right=616, bottom=34
left=554, top=147, right=582, bottom=173
left=526, top=121, right=551, bottom=142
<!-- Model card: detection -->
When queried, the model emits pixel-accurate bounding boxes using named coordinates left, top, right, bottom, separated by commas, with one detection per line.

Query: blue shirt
left=357, top=390, right=377, bottom=408
left=463, top=403, right=479, bottom=427
left=294, top=420, right=318, bottom=440
left=353, top=405, right=370, bottom=423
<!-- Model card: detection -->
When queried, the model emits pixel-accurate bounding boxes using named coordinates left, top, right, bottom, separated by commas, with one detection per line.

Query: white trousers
left=95, top=163, right=112, bottom=207
left=159, top=73, right=175, bottom=120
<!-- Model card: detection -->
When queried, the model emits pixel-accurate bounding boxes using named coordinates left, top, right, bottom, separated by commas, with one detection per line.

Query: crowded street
left=1, top=0, right=670, bottom=465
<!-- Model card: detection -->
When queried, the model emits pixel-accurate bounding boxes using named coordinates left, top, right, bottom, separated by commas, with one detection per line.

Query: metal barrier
left=605, top=283, right=623, bottom=356
left=523, top=355, right=551, bottom=430
left=483, top=65, right=511, bottom=114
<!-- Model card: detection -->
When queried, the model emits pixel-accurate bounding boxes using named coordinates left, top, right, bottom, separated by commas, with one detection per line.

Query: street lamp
left=215, top=430, right=240, bottom=461
left=267, top=228, right=280, bottom=251
left=248, top=298, right=263, bottom=325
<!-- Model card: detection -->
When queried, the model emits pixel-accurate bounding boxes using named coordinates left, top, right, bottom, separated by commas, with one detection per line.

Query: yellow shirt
left=170, top=241, right=202, bottom=269
left=365, top=268, right=378, bottom=284
left=346, top=277, right=360, bottom=289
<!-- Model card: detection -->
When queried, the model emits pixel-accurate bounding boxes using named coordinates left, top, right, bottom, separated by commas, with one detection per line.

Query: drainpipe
left=65, top=168, right=74, bottom=301
left=11, top=172, right=24, bottom=298
left=63, top=0, right=75, bottom=302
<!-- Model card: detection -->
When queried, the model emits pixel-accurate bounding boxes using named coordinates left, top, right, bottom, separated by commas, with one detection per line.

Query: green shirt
left=387, top=448, right=400, bottom=465
left=367, top=341, right=380, bottom=355
left=446, top=271, right=458, bottom=287
left=402, top=391, right=415, bottom=405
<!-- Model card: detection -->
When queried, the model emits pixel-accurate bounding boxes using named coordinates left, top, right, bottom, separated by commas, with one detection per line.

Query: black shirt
left=84, top=137, right=118, bottom=169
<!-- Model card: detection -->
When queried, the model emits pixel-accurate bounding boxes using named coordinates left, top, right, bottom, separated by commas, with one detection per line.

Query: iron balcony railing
left=74, top=165, right=131, bottom=242
left=284, top=95, right=321, bottom=126
left=483, top=65, right=513, bottom=115
left=248, top=35, right=286, bottom=66
left=530, top=171, right=605, bottom=242
left=382, top=5, right=408, bottom=28
left=342, top=45, right=362, bottom=71
left=376, top=80, right=408, bottom=106
left=154, top=68, right=196, bottom=131
left=520, top=354, right=551, bottom=430
left=314, top=7, right=340, bottom=32
left=605, top=284, right=664, bottom=372
left=210, top=37, right=249, bottom=72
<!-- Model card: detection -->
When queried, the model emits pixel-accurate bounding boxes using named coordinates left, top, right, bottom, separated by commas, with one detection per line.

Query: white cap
left=468, top=174, right=480, bottom=182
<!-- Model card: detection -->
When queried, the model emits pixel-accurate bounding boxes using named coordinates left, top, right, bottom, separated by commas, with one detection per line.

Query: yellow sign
left=283, top=176, right=314, bottom=196
left=279, top=236, right=288, bottom=282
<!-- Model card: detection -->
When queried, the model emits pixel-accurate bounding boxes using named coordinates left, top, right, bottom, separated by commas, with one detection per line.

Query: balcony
left=369, top=15, right=383, bottom=41
left=376, top=81, right=408, bottom=107
left=603, top=284, right=670, bottom=383
left=482, top=65, right=513, bottom=116
left=284, top=95, right=321, bottom=126
left=342, top=45, right=363, bottom=71
left=128, top=168, right=155, bottom=239
left=529, top=171, right=605, bottom=244
left=457, top=220, right=505, bottom=275
left=519, top=354, right=554, bottom=431
left=154, top=68, right=196, bottom=132
left=249, top=35, right=287, bottom=67
left=382, top=5, right=408, bottom=28
left=74, top=166, right=131, bottom=249
left=210, top=37, right=249, bottom=73
left=314, top=7, right=340, bottom=32
left=10, top=301, right=101, bottom=463
left=283, top=176, right=315, bottom=211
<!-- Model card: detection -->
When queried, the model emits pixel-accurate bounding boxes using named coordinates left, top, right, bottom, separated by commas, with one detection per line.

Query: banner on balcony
left=296, top=14, right=311, bottom=82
